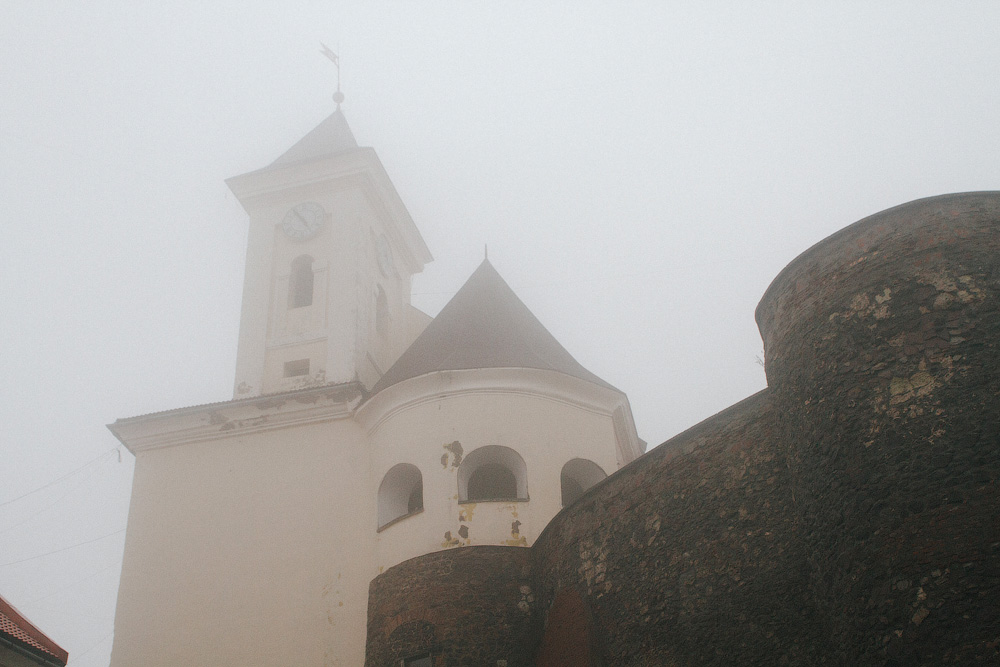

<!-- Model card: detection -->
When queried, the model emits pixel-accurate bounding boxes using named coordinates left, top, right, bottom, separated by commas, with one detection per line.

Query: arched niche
left=560, top=458, right=607, bottom=507
left=288, top=255, right=315, bottom=308
left=377, top=463, right=423, bottom=530
left=458, top=446, right=528, bottom=503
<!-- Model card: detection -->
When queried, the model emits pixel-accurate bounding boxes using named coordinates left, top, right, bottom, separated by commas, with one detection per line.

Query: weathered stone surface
left=754, top=191, right=1000, bottom=665
left=365, top=547, right=534, bottom=666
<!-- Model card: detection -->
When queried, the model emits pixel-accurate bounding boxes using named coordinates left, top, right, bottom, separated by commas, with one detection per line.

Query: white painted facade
left=108, top=109, right=642, bottom=666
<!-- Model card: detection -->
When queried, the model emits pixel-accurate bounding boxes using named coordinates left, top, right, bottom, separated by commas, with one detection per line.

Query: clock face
left=281, top=202, right=326, bottom=241
left=376, top=234, right=395, bottom=276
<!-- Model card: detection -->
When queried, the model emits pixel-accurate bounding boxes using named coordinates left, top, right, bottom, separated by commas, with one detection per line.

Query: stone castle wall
left=365, top=192, right=1000, bottom=665
left=755, top=191, right=1000, bottom=664
left=365, top=547, right=535, bottom=666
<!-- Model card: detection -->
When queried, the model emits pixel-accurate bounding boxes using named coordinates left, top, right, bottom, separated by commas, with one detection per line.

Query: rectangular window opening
left=283, top=359, right=310, bottom=377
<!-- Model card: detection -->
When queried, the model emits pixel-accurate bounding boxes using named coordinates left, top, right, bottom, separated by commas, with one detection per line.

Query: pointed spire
left=267, top=46, right=355, bottom=167
left=269, top=109, right=359, bottom=166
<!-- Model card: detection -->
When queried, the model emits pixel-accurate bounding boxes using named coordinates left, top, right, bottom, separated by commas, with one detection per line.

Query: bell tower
left=225, top=106, right=432, bottom=398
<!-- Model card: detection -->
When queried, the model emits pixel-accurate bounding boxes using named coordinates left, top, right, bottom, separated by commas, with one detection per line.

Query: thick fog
left=1, top=3, right=998, bottom=664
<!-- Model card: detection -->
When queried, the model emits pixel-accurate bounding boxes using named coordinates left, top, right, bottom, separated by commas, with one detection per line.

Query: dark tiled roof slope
left=0, top=595, right=69, bottom=665
left=372, top=259, right=618, bottom=395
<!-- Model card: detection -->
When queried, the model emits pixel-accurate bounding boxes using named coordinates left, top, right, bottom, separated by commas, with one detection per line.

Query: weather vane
left=320, top=42, right=344, bottom=109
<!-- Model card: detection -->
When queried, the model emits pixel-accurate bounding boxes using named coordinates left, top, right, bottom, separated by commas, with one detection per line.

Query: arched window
left=288, top=255, right=314, bottom=308
left=560, top=459, right=607, bottom=507
left=376, top=286, right=389, bottom=336
left=377, top=463, right=423, bottom=530
left=468, top=463, right=516, bottom=500
left=458, top=446, right=527, bottom=503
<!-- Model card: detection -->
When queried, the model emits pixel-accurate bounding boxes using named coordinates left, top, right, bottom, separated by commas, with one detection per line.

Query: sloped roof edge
left=372, top=259, right=619, bottom=396
left=270, top=109, right=358, bottom=167
left=0, top=594, right=68, bottom=665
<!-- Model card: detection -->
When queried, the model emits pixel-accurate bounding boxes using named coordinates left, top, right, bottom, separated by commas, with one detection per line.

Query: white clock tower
left=225, top=107, right=433, bottom=397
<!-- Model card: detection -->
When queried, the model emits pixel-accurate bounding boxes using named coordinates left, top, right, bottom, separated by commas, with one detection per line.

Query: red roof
left=0, top=594, right=69, bottom=665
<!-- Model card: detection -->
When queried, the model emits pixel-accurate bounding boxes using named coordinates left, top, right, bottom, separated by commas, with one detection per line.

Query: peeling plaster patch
left=284, top=369, right=327, bottom=391
left=219, top=416, right=268, bottom=432
left=458, top=525, right=469, bottom=539
left=933, top=292, right=955, bottom=310
left=459, top=504, right=476, bottom=522
left=844, top=287, right=892, bottom=320
left=321, top=580, right=343, bottom=627
left=441, top=530, right=461, bottom=548
left=442, top=440, right=463, bottom=469
left=922, top=271, right=986, bottom=306
left=923, top=271, right=959, bottom=293
left=517, top=584, right=534, bottom=613
left=503, top=518, right=527, bottom=546
left=889, top=372, right=938, bottom=405
left=831, top=288, right=893, bottom=322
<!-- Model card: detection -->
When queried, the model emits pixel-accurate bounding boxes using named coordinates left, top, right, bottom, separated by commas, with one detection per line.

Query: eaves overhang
left=356, top=368, right=643, bottom=465
left=108, top=382, right=364, bottom=454
left=0, top=595, right=68, bottom=667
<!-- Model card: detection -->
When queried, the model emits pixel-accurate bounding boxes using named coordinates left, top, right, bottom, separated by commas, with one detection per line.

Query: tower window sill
left=459, top=497, right=529, bottom=505
left=376, top=508, right=424, bottom=533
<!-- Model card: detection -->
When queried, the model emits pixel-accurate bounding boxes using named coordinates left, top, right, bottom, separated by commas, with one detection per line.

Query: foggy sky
left=2, top=3, right=999, bottom=665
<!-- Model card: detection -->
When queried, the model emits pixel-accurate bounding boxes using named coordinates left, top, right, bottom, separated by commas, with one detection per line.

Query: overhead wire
left=0, top=527, right=126, bottom=568
left=71, top=628, right=115, bottom=663
left=22, top=559, right=123, bottom=606
left=0, top=463, right=107, bottom=535
left=0, top=448, right=120, bottom=509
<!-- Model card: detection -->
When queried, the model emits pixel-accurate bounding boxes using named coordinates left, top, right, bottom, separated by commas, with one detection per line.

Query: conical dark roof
left=271, top=109, right=358, bottom=166
left=372, top=259, right=618, bottom=395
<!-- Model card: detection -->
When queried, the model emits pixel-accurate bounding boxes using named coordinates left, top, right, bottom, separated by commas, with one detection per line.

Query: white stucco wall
left=110, top=396, right=373, bottom=667
left=358, top=368, right=636, bottom=575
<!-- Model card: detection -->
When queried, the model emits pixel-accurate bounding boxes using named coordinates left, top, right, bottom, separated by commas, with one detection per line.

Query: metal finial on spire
left=320, top=42, right=344, bottom=109
left=484, top=244, right=489, bottom=260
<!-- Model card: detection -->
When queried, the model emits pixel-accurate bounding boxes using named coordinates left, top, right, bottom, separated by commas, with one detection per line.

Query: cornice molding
left=108, top=384, right=363, bottom=454
left=356, top=368, right=642, bottom=462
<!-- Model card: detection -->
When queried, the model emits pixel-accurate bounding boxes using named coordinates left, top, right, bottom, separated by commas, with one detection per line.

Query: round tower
left=356, top=259, right=643, bottom=575
left=755, top=191, right=1000, bottom=663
